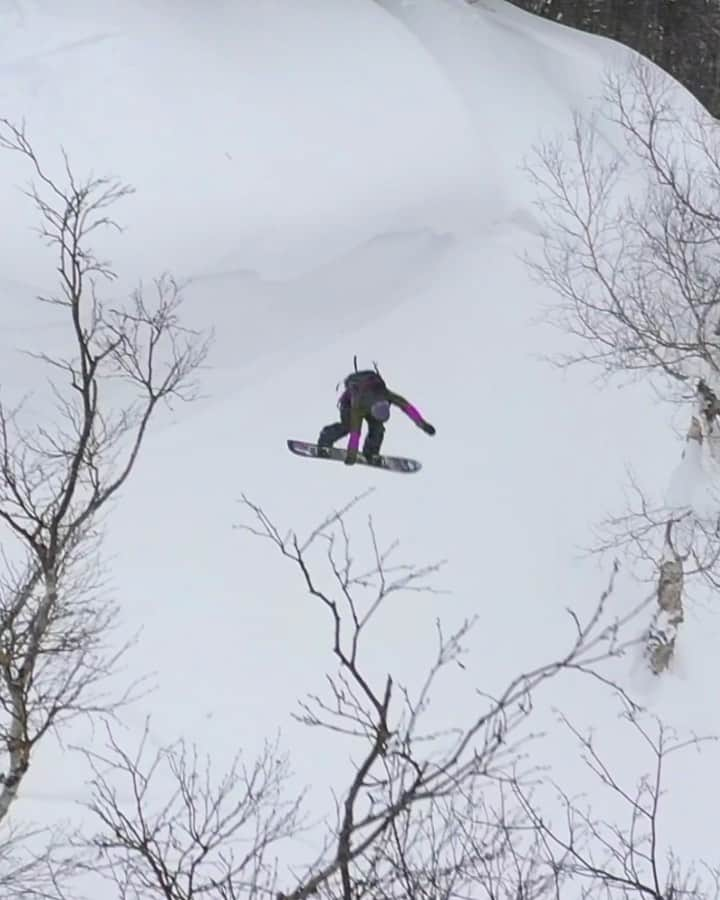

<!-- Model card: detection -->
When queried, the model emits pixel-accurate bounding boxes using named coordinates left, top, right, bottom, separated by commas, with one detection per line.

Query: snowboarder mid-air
left=318, top=364, right=435, bottom=466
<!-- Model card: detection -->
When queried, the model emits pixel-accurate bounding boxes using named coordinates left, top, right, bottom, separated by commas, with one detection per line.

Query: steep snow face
left=2, top=0, right=719, bottom=889
left=0, top=0, right=481, bottom=280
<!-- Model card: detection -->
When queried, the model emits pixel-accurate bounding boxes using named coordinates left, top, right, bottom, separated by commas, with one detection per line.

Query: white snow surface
left=2, top=0, right=719, bottom=889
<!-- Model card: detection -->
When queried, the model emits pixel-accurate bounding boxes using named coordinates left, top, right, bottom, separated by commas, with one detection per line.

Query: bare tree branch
left=524, top=56, right=720, bottom=673
left=81, top=720, right=301, bottom=900
left=238, top=494, right=650, bottom=900
left=514, top=704, right=720, bottom=899
left=0, top=118, right=210, bottom=840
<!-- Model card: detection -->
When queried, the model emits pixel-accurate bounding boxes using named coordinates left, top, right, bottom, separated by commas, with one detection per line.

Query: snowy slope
left=2, top=0, right=719, bottom=888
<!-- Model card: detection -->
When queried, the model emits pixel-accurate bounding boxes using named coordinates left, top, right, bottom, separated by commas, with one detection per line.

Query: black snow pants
left=318, top=406, right=385, bottom=457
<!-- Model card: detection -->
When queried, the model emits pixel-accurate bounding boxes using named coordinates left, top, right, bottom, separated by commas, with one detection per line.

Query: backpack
left=338, top=369, right=387, bottom=409
left=344, top=369, right=386, bottom=391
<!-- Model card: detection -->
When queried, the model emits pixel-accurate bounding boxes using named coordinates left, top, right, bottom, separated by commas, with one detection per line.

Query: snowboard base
left=287, top=440, right=421, bottom=474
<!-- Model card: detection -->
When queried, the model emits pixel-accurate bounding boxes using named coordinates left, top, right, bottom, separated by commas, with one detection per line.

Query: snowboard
left=287, top=440, right=421, bottom=474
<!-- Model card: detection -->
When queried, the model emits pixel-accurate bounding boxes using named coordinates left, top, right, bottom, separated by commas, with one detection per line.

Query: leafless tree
left=80, top=720, right=301, bottom=900
left=525, top=55, right=720, bottom=673
left=513, top=704, right=720, bottom=899
left=0, top=116, right=210, bottom=846
left=0, top=820, right=80, bottom=900
left=82, top=492, right=714, bottom=900
left=328, top=780, right=565, bottom=900
left=236, top=491, right=648, bottom=900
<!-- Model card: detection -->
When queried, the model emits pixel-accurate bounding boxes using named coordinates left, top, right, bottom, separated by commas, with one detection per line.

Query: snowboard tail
left=287, top=440, right=421, bottom=474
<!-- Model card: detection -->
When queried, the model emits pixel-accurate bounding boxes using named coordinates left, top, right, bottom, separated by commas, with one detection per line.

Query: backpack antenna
left=353, top=354, right=358, bottom=372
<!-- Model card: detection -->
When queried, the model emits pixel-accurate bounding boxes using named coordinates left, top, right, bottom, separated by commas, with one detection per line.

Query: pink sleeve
left=402, top=402, right=424, bottom=426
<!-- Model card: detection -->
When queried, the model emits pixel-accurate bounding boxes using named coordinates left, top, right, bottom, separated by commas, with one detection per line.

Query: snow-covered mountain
left=1, top=0, right=718, bottom=892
